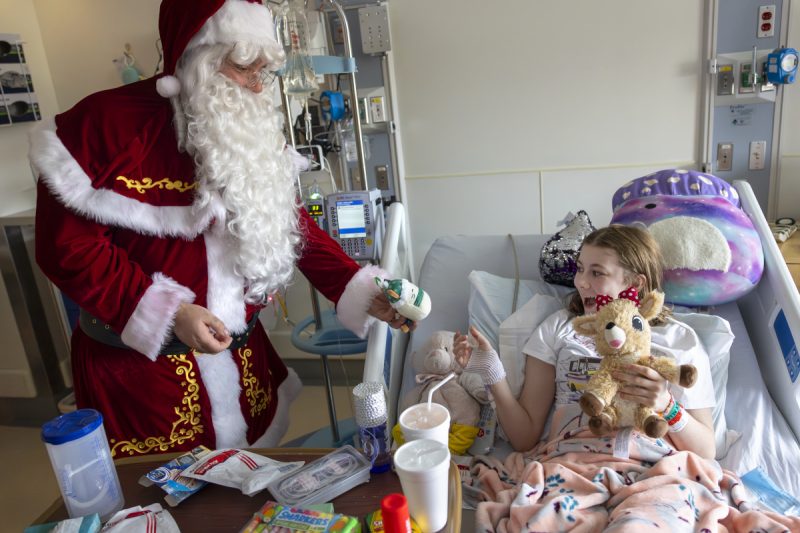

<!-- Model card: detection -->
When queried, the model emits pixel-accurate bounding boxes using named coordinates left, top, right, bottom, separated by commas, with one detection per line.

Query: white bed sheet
left=401, top=234, right=800, bottom=499
left=715, top=303, right=800, bottom=497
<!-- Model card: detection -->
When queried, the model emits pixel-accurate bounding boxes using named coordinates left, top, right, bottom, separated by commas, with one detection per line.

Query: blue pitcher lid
left=41, top=408, right=103, bottom=445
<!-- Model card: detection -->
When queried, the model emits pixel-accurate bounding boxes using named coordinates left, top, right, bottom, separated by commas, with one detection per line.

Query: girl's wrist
left=657, top=391, right=673, bottom=415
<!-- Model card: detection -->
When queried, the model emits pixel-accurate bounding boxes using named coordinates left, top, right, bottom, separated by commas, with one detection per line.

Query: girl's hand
left=613, top=364, right=671, bottom=412
left=458, top=326, right=506, bottom=386
left=453, top=330, right=473, bottom=367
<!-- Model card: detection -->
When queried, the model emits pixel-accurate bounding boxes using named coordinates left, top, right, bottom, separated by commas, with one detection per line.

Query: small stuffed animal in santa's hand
left=374, top=277, right=432, bottom=332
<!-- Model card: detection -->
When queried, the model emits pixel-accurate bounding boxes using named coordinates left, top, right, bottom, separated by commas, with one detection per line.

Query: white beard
left=180, top=75, right=301, bottom=303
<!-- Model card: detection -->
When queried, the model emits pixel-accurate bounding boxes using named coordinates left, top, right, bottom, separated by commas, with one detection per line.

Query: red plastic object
left=381, top=493, right=411, bottom=533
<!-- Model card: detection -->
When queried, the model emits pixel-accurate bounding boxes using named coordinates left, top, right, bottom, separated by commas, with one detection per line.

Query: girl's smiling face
left=574, top=244, right=644, bottom=314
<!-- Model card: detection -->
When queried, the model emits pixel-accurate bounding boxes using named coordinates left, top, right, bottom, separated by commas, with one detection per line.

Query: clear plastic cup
left=41, top=408, right=124, bottom=520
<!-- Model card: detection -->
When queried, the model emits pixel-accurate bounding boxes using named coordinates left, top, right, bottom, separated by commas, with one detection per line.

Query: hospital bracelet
left=660, top=394, right=689, bottom=433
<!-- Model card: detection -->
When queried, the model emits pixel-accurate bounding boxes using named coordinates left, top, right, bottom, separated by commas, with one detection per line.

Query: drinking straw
left=427, top=372, right=456, bottom=409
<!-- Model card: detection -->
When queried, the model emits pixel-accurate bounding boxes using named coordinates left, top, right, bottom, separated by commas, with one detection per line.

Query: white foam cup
left=393, top=438, right=451, bottom=533
left=41, top=409, right=124, bottom=521
left=398, top=402, right=450, bottom=447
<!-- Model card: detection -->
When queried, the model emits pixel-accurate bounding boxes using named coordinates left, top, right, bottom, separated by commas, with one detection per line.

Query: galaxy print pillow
left=539, top=210, right=596, bottom=287
left=610, top=168, right=763, bottom=307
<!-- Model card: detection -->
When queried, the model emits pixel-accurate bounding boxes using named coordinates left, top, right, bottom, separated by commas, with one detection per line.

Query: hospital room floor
left=2, top=385, right=355, bottom=533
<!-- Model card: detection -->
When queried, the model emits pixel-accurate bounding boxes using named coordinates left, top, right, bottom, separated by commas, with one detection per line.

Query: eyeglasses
left=224, top=59, right=276, bottom=88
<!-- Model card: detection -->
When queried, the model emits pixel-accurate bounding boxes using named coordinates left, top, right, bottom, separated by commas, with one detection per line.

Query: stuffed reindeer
left=572, top=288, right=698, bottom=438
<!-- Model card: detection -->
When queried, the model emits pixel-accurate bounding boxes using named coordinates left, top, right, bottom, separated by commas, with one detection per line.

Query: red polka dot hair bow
left=595, top=286, right=641, bottom=310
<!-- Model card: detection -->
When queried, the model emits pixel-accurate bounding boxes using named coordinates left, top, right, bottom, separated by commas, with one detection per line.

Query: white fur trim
left=204, top=220, right=247, bottom=332
left=29, top=118, right=224, bottom=239
left=648, top=216, right=732, bottom=272
left=336, top=264, right=389, bottom=338
left=120, top=272, right=195, bottom=361
left=286, top=145, right=311, bottom=173
left=187, top=0, right=281, bottom=55
left=194, top=349, right=248, bottom=449
left=250, top=368, right=302, bottom=447
left=156, top=75, right=181, bottom=97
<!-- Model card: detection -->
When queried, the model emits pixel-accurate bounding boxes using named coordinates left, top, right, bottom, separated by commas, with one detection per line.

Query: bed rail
left=363, top=202, right=413, bottom=428
left=735, top=179, right=800, bottom=442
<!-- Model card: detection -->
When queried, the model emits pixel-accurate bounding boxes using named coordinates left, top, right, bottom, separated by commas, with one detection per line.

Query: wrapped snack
left=180, top=448, right=303, bottom=496
left=240, top=501, right=360, bottom=533
left=139, top=445, right=212, bottom=506
left=100, top=504, right=179, bottom=533
left=24, top=514, right=101, bottom=533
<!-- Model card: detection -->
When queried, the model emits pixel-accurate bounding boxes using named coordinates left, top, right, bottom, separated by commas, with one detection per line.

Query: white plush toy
left=374, top=277, right=432, bottom=332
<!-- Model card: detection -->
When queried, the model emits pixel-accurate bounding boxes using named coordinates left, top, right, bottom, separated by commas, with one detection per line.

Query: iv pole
left=276, top=0, right=370, bottom=443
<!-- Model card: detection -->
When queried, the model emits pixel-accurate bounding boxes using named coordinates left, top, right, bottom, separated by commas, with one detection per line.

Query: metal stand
left=290, top=309, right=367, bottom=444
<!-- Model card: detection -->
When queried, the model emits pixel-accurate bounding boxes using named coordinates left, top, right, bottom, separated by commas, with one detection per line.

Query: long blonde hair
left=567, top=225, right=671, bottom=324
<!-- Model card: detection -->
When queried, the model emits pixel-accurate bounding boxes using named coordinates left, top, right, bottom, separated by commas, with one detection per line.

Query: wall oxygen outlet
left=749, top=140, right=767, bottom=170
left=718, top=143, right=733, bottom=171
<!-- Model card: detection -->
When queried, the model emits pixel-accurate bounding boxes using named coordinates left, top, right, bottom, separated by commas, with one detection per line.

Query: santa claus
left=29, top=0, right=404, bottom=456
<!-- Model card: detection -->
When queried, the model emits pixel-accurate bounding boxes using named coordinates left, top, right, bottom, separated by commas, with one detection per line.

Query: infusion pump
left=326, top=189, right=383, bottom=261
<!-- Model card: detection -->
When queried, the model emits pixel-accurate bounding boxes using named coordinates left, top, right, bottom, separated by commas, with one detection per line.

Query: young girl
left=455, top=225, right=717, bottom=459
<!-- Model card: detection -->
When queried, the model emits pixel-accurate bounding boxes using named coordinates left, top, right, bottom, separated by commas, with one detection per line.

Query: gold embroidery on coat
left=238, top=347, right=270, bottom=417
left=115, top=175, right=197, bottom=194
left=109, top=354, right=204, bottom=457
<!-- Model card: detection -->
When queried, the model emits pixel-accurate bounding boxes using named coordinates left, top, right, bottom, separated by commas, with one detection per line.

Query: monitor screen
left=336, top=200, right=367, bottom=238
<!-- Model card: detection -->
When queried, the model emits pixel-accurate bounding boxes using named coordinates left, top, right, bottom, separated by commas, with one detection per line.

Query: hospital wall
left=0, top=1, right=799, bottom=374
left=778, top=8, right=800, bottom=220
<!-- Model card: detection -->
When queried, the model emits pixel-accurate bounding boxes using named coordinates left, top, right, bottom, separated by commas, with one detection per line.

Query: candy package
left=139, top=445, right=212, bottom=506
left=180, top=448, right=304, bottom=496
left=240, top=501, right=360, bottom=533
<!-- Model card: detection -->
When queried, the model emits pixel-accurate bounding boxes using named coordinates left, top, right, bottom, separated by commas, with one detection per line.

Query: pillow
left=473, top=272, right=738, bottom=459
left=610, top=169, right=763, bottom=306
left=670, top=311, right=740, bottom=459
left=539, top=210, right=596, bottom=287
left=467, top=270, right=573, bottom=351
left=498, top=294, right=564, bottom=398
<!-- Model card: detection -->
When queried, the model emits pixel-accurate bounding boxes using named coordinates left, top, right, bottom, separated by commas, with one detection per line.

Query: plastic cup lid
left=41, top=408, right=103, bottom=445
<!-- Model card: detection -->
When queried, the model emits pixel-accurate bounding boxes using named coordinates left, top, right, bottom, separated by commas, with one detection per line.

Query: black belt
left=79, top=309, right=260, bottom=355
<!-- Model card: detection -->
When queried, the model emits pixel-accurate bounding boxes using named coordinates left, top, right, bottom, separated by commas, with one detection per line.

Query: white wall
left=32, top=0, right=161, bottom=111
left=388, top=0, right=705, bottom=271
left=776, top=3, right=800, bottom=220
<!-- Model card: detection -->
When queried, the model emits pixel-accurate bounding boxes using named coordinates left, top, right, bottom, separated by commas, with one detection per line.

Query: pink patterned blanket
left=465, top=428, right=799, bottom=532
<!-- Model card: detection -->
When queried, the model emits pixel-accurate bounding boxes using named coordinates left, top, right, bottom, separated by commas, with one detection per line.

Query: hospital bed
left=364, top=179, right=800, bottom=499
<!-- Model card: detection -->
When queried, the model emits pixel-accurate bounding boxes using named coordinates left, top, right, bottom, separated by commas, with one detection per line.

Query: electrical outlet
left=749, top=140, right=767, bottom=170
left=758, top=5, right=776, bottom=38
left=375, top=165, right=389, bottom=189
left=717, top=143, right=733, bottom=171
left=717, top=65, right=735, bottom=95
left=369, top=96, right=386, bottom=123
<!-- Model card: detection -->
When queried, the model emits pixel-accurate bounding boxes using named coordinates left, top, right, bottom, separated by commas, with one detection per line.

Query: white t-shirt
left=522, top=308, right=716, bottom=441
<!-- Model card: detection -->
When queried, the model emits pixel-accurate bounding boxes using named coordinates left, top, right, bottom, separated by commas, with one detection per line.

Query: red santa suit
left=29, top=0, right=385, bottom=457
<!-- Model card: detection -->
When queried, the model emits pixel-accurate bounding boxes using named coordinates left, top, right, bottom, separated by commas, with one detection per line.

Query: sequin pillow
left=539, top=210, right=596, bottom=287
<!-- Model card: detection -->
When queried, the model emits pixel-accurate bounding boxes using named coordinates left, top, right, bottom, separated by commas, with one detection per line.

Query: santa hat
left=156, top=0, right=283, bottom=98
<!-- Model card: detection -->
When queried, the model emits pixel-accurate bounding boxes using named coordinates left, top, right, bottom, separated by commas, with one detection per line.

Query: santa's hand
left=461, top=325, right=505, bottom=386
left=173, top=303, right=232, bottom=354
left=368, top=292, right=416, bottom=332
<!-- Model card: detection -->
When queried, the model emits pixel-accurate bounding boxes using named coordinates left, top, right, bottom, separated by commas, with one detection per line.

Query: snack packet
left=139, top=445, right=212, bottom=506
left=240, top=501, right=360, bottom=533
left=180, top=448, right=303, bottom=496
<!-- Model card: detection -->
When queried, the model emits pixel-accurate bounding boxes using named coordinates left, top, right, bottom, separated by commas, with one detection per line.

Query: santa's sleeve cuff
left=336, top=264, right=389, bottom=339
left=121, top=273, right=196, bottom=361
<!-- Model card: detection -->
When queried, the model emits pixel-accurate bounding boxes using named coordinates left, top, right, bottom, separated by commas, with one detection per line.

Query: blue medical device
left=320, top=90, right=345, bottom=121
left=766, top=47, right=799, bottom=84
